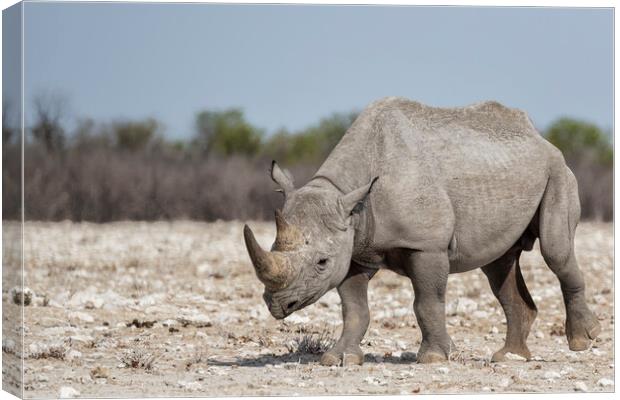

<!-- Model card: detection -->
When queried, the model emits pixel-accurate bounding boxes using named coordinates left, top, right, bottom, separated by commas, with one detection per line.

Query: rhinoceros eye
left=317, top=258, right=329, bottom=271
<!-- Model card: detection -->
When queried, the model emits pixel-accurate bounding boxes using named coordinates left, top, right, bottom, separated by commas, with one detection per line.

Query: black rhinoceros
left=243, top=97, right=600, bottom=365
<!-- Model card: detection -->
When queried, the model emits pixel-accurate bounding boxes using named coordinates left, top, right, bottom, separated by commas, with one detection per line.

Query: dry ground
left=2, top=220, right=614, bottom=397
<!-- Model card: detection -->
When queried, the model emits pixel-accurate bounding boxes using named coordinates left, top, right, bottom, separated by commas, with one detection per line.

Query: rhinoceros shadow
left=207, top=352, right=415, bottom=367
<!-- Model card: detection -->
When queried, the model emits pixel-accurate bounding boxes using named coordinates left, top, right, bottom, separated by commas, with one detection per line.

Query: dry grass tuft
left=286, top=327, right=335, bottom=355
left=28, top=342, right=68, bottom=360
left=117, top=348, right=159, bottom=371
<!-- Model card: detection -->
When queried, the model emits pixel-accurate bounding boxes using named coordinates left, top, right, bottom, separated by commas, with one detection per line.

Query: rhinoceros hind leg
left=538, top=165, right=600, bottom=351
left=320, top=263, right=374, bottom=366
left=482, top=249, right=537, bottom=362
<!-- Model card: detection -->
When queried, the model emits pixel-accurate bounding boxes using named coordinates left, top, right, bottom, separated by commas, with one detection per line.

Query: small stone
left=498, top=377, right=512, bottom=388
left=396, top=340, right=407, bottom=350
left=11, top=287, right=33, bottom=306
left=69, top=335, right=94, bottom=344
left=69, top=311, right=94, bottom=323
left=66, top=350, right=82, bottom=361
left=393, top=307, right=409, bottom=318
left=285, top=314, right=310, bottom=324
left=535, top=331, right=545, bottom=339
left=597, top=378, right=613, bottom=387
left=472, top=310, right=488, bottom=319
left=490, top=326, right=499, bottom=334
left=37, top=374, right=49, bottom=382
left=437, top=367, right=450, bottom=374
left=504, top=352, right=527, bottom=361
left=574, top=381, right=588, bottom=392
left=59, top=386, right=80, bottom=398
left=2, top=339, right=16, bottom=354
left=178, top=380, right=202, bottom=391
left=592, top=348, right=604, bottom=356
left=544, top=371, right=561, bottom=379
left=90, top=366, right=109, bottom=379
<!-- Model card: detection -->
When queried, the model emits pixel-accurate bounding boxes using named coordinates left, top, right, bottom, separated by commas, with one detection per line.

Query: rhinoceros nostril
left=286, top=300, right=299, bottom=311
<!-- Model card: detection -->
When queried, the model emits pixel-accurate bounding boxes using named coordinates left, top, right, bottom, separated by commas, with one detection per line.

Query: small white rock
left=178, top=380, right=202, bottom=391
left=69, top=311, right=94, bottom=323
left=66, top=350, right=82, bottom=361
left=59, top=386, right=80, bottom=398
left=544, top=371, right=561, bottom=379
left=363, top=376, right=375, bottom=385
left=535, top=331, right=545, bottom=339
left=504, top=352, right=527, bottom=361
left=498, top=377, right=512, bottom=388
left=574, top=381, right=588, bottom=392
left=285, top=314, right=310, bottom=324
left=396, top=340, right=407, bottom=350
left=592, top=348, right=604, bottom=356
left=10, top=287, right=33, bottom=306
left=597, top=378, right=613, bottom=387
left=437, top=367, right=450, bottom=374
left=490, top=326, right=499, bottom=334
left=393, top=308, right=409, bottom=318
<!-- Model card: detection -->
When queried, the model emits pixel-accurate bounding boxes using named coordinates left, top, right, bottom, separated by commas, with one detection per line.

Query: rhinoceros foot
left=320, top=346, right=364, bottom=366
left=566, top=312, right=601, bottom=351
left=416, top=350, right=448, bottom=364
left=491, top=346, right=531, bottom=362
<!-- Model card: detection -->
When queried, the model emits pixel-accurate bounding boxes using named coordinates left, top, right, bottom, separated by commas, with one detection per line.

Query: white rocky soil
left=2, top=220, right=614, bottom=397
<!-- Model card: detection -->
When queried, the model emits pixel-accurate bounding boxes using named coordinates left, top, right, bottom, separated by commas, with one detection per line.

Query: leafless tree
left=30, top=90, right=68, bottom=152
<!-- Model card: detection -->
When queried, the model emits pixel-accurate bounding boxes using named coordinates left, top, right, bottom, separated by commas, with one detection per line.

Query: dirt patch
left=2, top=220, right=613, bottom=397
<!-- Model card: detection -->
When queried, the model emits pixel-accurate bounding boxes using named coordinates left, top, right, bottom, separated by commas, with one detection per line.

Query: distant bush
left=545, top=118, right=612, bottom=221
left=113, top=118, right=160, bottom=152
left=546, top=118, right=612, bottom=166
left=262, top=112, right=357, bottom=165
left=194, top=109, right=263, bottom=156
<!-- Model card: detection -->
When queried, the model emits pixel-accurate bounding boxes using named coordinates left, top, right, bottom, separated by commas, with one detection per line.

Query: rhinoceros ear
left=340, top=177, right=379, bottom=216
left=270, top=160, right=295, bottom=195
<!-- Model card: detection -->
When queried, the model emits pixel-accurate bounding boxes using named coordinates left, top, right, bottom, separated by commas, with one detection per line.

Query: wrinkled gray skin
left=243, top=97, right=601, bottom=366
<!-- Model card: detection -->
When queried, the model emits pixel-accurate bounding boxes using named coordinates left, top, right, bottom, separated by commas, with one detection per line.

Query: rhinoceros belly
left=440, top=136, right=549, bottom=272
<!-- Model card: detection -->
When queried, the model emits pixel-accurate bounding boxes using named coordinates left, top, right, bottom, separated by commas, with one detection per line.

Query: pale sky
left=4, top=3, right=614, bottom=138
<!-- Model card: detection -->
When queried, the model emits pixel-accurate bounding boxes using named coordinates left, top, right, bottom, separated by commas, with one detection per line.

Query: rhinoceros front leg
left=405, top=250, right=453, bottom=363
left=320, top=262, right=375, bottom=366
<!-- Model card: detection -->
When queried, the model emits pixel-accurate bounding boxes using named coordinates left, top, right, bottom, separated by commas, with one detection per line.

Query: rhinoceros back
left=317, top=97, right=556, bottom=271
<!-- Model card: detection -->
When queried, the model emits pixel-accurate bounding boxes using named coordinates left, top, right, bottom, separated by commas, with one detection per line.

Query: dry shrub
left=286, top=326, right=335, bottom=355
left=117, top=347, right=159, bottom=370
left=28, top=341, right=68, bottom=360
left=14, top=144, right=315, bottom=222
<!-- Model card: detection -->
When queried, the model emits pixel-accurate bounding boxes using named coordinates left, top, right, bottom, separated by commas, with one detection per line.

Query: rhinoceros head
left=243, top=161, right=377, bottom=319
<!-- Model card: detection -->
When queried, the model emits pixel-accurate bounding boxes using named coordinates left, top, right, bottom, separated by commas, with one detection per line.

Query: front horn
left=243, top=224, right=293, bottom=290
